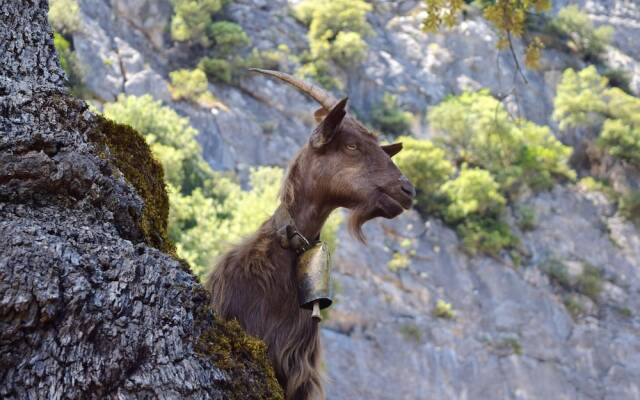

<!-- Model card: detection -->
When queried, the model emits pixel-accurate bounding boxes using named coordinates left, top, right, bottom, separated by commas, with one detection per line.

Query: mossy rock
left=196, top=312, right=284, bottom=400
left=89, top=115, right=175, bottom=255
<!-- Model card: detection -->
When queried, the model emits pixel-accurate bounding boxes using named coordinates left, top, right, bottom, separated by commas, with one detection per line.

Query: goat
left=205, top=69, right=416, bottom=400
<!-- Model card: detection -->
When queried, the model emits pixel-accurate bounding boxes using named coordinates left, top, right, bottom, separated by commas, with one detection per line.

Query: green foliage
left=294, top=0, right=372, bottom=86
left=543, top=259, right=571, bottom=288
left=554, top=67, right=640, bottom=168
left=388, top=252, right=410, bottom=272
left=619, top=191, right=640, bottom=225
left=602, top=68, right=633, bottom=94
left=430, top=90, right=575, bottom=193
left=546, top=5, right=613, bottom=62
left=393, top=136, right=455, bottom=213
left=170, top=0, right=226, bottom=46
left=553, top=66, right=609, bottom=131
left=169, top=68, right=217, bottom=106
left=103, top=94, right=215, bottom=194
left=199, top=57, right=232, bottom=84
left=422, top=0, right=550, bottom=67
left=515, top=205, right=536, bottom=231
left=563, top=294, right=584, bottom=319
left=441, top=167, right=505, bottom=222
left=456, top=216, right=517, bottom=257
left=577, top=264, right=602, bottom=301
left=49, top=0, right=81, bottom=34
left=208, top=21, right=251, bottom=55
left=371, top=93, right=413, bottom=137
left=53, top=33, right=86, bottom=96
left=433, top=299, right=455, bottom=319
left=399, top=323, right=423, bottom=343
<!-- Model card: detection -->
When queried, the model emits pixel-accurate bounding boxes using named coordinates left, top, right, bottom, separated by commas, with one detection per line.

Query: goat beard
left=347, top=198, right=383, bottom=244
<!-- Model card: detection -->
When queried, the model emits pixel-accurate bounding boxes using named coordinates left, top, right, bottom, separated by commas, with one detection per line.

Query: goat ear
left=381, top=142, right=403, bottom=158
left=310, top=97, right=348, bottom=149
left=313, top=107, right=328, bottom=123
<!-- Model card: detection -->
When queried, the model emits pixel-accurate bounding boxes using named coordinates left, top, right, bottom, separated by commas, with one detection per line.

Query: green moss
left=196, top=316, right=284, bottom=400
left=91, top=115, right=175, bottom=256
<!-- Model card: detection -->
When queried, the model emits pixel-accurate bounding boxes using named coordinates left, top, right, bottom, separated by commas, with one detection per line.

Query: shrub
left=430, top=90, right=574, bottom=193
left=49, top=0, right=81, bottom=34
left=577, top=264, right=602, bottom=301
left=388, top=252, right=410, bottom=272
left=393, top=136, right=455, bottom=214
left=441, top=167, right=506, bottom=223
left=602, top=68, right=633, bottom=94
left=330, top=31, right=369, bottom=67
left=543, top=259, right=571, bottom=289
left=371, top=93, right=413, bottom=137
left=199, top=57, right=232, bottom=84
left=169, top=68, right=217, bottom=106
left=433, top=300, right=455, bottom=319
left=599, top=118, right=640, bottom=165
left=170, top=0, right=226, bottom=46
left=208, top=21, right=251, bottom=55
left=546, top=5, right=613, bottom=62
left=103, top=94, right=215, bottom=194
left=456, top=216, right=517, bottom=257
left=619, top=191, right=640, bottom=225
left=294, top=0, right=372, bottom=86
left=563, top=294, right=584, bottom=318
left=399, top=323, right=423, bottom=343
left=516, top=205, right=536, bottom=231
left=53, top=33, right=85, bottom=96
left=553, top=66, right=609, bottom=131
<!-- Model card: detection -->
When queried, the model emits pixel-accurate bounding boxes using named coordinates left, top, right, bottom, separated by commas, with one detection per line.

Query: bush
left=430, top=90, right=574, bottom=193
left=577, top=264, right=602, bottom=301
left=49, top=0, right=81, bottom=34
left=170, top=0, right=226, bottom=46
left=199, top=57, right=232, bottom=84
left=208, top=21, right=251, bottom=55
left=371, top=93, right=413, bottom=137
left=393, top=136, right=455, bottom=214
left=433, top=300, right=455, bottom=319
left=441, top=167, right=506, bottom=223
left=546, top=5, right=613, bottom=62
left=619, top=191, right=640, bottom=225
left=516, top=205, right=536, bottom=231
left=553, top=66, right=609, bottom=131
left=103, top=94, right=215, bottom=194
left=169, top=68, right=217, bottom=106
left=388, top=252, right=410, bottom=272
left=456, top=216, right=517, bottom=257
left=53, top=33, right=85, bottom=96
left=294, top=0, right=372, bottom=86
left=330, top=31, right=369, bottom=67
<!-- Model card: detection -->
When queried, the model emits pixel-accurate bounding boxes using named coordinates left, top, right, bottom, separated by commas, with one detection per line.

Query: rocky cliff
left=33, top=0, right=640, bottom=399
left=0, top=1, right=282, bottom=398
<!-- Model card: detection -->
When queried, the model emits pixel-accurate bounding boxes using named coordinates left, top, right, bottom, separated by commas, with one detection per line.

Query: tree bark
left=0, top=1, right=282, bottom=399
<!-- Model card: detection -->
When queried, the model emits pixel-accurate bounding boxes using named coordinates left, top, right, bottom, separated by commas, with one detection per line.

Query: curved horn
left=249, top=68, right=337, bottom=110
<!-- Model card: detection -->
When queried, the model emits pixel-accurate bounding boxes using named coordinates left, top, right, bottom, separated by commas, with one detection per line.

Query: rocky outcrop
left=0, top=1, right=281, bottom=398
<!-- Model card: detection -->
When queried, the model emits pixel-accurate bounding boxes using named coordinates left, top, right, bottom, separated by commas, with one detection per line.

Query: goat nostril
left=400, top=181, right=416, bottom=197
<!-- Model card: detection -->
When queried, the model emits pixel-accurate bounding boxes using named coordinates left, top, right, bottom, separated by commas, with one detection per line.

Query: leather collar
left=272, top=205, right=318, bottom=255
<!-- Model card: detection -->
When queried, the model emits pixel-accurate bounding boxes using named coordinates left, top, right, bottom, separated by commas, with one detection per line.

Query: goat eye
left=345, top=143, right=358, bottom=151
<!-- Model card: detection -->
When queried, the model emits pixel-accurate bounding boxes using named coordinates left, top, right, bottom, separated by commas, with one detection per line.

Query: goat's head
left=251, top=69, right=415, bottom=241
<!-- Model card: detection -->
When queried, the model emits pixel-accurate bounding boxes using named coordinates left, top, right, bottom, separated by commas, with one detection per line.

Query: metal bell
left=297, top=242, right=333, bottom=322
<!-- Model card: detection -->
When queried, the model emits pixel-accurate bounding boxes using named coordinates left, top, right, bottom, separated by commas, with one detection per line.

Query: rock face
left=0, top=1, right=281, bottom=399
left=35, top=0, right=640, bottom=399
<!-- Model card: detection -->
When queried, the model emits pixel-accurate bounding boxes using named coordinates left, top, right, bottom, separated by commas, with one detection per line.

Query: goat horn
left=249, top=68, right=337, bottom=110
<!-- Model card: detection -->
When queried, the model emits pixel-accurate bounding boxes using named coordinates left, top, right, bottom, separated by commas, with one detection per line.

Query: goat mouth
left=379, top=192, right=411, bottom=218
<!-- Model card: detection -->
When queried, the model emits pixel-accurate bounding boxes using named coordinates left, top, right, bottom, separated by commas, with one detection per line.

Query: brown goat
left=205, top=70, right=415, bottom=400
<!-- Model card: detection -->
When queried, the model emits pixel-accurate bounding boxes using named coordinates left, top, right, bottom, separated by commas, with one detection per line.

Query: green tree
left=48, top=0, right=81, bottom=34
left=547, top=5, right=613, bottom=61
left=170, top=0, right=226, bottom=46
left=294, top=0, right=373, bottom=86
left=393, top=136, right=455, bottom=213
left=169, top=68, right=217, bottom=106
left=429, top=90, right=574, bottom=193
left=440, top=167, right=505, bottom=223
